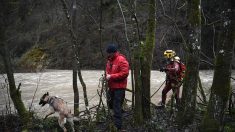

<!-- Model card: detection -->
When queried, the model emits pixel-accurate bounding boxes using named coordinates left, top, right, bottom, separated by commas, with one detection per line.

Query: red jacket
left=165, top=61, right=180, bottom=81
left=106, top=52, right=129, bottom=90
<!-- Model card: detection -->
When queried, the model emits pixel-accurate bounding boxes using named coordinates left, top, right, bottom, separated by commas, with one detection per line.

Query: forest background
left=1, top=0, right=234, bottom=72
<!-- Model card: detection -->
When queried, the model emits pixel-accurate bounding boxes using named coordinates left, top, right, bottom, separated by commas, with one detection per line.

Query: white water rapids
left=0, top=70, right=234, bottom=116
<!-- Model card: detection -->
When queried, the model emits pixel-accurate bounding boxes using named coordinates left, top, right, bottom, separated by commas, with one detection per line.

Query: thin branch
left=158, top=0, right=189, bottom=51
left=29, top=73, right=43, bottom=112
left=231, top=77, right=235, bottom=80
left=177, top=2, right=186, bottom=9
left=200, top=59, right=214, bottom=66
left=159, top=0, right=166, bottom=15
left=201, top=8, right=207, bottom=25
left=116, top=0, right=130, bottom=43
left=159, top=29, right=168, bottom=45
left=17, top=83, right=21, bottom=91
left=200, top=51, right=214, bottom=62
left=207, top=19, right=222, bottom=26
left=76, top=3, right=99, bottom=27
left=198, top=75, right=207, bottom=104
left=212, top=24, right=216, bottom=58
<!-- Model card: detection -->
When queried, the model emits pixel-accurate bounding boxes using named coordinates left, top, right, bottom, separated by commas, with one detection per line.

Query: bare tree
left=0, top=0, right=30, bottom=130
left=201, top=0, right=235, bottom=130
left=0, top=44, right=30, bottom=130
left=141, top=0, right=156, bottom=119
left=71, top=0, right=79, bottom=117
left=60, top=0, right=89, bottom=114
left=176, top=0, right=201, bottom=126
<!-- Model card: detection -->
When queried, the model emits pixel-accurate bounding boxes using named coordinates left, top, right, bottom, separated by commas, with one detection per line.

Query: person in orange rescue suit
left=159, top=50, right=183, bottom=107
left=105, top=43, right=129, bottom=131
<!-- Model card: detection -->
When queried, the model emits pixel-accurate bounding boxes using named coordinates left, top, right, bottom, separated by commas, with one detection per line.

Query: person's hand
left=106, top=74, right=111, bottom=80
left=160, top=67, right=166, bottom=72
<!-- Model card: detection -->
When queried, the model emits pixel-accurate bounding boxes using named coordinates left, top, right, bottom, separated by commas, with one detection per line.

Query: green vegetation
left=19, top=47, right=47, bottom=71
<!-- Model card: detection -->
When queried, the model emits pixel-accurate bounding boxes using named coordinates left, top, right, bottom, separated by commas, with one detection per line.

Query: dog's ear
left=46, top=92, right=49, bottom=95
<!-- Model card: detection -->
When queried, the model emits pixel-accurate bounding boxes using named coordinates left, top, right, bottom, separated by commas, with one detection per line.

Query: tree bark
left=0, top=0, right=30, bottom=130
left=133, top=48, right=144, bottom=125
left=71, top=0, right=80, bottom=117
left=141, top=0, right=156, bottom=119
left=201, top=0, right=235, bottom=130
left=0, top=44, right=30, bottom=130
left=60, top=0, right=89, bottom=112
left=176, top=0, right=201, bottom=126
left=73, top=68, right=79, bottom=116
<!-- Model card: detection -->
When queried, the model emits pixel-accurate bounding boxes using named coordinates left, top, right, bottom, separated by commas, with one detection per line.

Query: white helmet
left=174, top=56, right=180, bottom=62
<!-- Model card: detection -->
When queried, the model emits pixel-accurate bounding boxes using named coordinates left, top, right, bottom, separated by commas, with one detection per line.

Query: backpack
left=177, top=62, right=186, bottom=81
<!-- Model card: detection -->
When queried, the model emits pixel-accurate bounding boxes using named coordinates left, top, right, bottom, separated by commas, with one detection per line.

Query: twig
left=117, top=0, right=136, bottom=110
left=125, top=88, right=133, bottom=93
left=158, top=0, right=189, bottom=51
left=198, top=75, right=207, bottom=104
left=99, top=0, right=104, bottom=58
left=197, top=95, right=204, bottom=104
left=231, top=77, right=235, bottom=80
left=200, top=59, right=214, bottom=67
left=76, top=3, right=99, bottom=27
left=200, top=51, right=214, bottom=62
left=29, top=73, right=43, bottom=112
left=201, top=8, right=207, bottom=25
left=151, top=80, right=166, bottom=98
left=17, top=83, right=21, bottom=91
left=159, top=30, right=168, bottom=46
left=177, top=2, right=186, bottom=9
left=207, top=19, right=222, bottom=26
left=116, top=0, right=130, bottom=43
left=124, top=98, right=132, bottom=102
left=212, top=24, right=216, bottom=58
left=159, top=0, right=166, bottom=15
left=97, top=89, right=105, bottom=110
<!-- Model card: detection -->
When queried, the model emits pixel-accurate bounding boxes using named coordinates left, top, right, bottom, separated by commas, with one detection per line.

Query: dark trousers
left=107, top=89, right=125, bottom=129
left=162, top=81, right=180, bottom=105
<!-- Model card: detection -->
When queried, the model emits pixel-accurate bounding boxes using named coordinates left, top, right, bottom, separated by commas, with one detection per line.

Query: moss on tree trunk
left=0, top=1, right=30, bottom=130
left=0, top=44, right=30, bottom=130
left=201, top=1, right=235, bottom=130
left=133, top=49, right=144, bottom=125
left=141, top=0, right=156, bottom=120
left=176, top=0, right=201, bottom=126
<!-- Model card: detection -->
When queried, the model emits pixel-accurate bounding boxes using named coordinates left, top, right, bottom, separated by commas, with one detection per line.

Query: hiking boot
left=156, top=101, right=165, bottom=108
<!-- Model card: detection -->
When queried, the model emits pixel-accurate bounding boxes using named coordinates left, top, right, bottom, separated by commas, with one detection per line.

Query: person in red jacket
left=105, top=43, right=129, bottom=131
left=159, top=50, right=181, bottom=107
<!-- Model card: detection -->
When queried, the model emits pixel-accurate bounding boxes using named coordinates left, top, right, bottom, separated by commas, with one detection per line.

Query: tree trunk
left=60, top=0, right=89, bottom=111
left=0, top=0, right=30, bottom=130
left=141, top=0, right=156, bottom=119
left=0, top=44, right=30, bottom=130
left=71, top=0, right=80, bottom=117
left=198, top=75, right=207, bottom=104
left=130, top=1, right=144, bottom=125
left=176, top=0, right=201, bottom=126
left=201, top=0, right=235, bottom=130
left=133, top=48, right=144, bottom=125
left=73, top=68, right=79, bottom=116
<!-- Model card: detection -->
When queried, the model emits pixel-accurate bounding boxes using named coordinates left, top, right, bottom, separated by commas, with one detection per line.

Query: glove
left=106, top=74, right=111, bottom=80
left=160, top=67, right=166, bottom=72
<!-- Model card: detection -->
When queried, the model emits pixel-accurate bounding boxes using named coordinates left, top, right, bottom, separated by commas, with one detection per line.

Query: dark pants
left=107, top=89, right=125, bottom=130
left=162, top=81, right=180, bottom=105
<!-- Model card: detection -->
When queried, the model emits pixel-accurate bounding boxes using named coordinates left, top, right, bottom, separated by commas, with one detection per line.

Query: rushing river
left=0, top=70, right=234, bottom=116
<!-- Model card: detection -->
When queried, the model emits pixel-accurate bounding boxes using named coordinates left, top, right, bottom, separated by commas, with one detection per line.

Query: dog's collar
left=48, top=96, right=58, bottom=105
